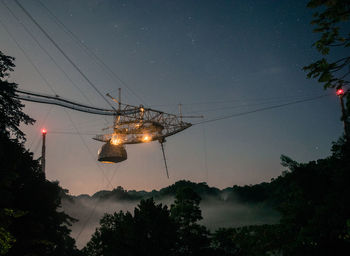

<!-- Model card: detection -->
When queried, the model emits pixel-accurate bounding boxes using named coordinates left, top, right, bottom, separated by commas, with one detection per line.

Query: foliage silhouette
left=170, top=187, right=212, bottom=256
left=0, top=50, right=80, bottom=256
left=84, top=188, right=216, bottom=256
left=0, top=51, right=34, bottom=143
left=80, top=137, right=350, bottom=256
left=303, top=0, right=350, bottom=89
left=212, top=138, right=350, bottom=256
left=303, top=0, right=350, bottom=134
left=83, top=198, right=177, bottom=256
left=2, top=35, right=350, bottom=255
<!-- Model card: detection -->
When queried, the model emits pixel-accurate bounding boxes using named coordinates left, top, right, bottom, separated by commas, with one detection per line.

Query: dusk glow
left=1, top=0, right=349, bottom=254
left=0, top=0, right=344, bottom=195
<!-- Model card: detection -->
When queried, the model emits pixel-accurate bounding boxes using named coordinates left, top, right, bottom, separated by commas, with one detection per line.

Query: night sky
left=0, top=0, right=344, bottom=195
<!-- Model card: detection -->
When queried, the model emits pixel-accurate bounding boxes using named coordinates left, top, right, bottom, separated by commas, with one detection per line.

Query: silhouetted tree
left=159, top=180, right=220, bottom=198
left=133, top=198, right=178, bottom=255
left=0, top=209, right=19, bottom=255
left=0, top=51, right=34, bottom=142
left=170, top=187, right=211, bottom=256
left=0, top=50, right=80, bottom=255
left=83, top=211, right=134, bottom=256
left=83, top=198, right=177, bottom=256
left=303, top=0, right=350, bottom=89
left=211, top=228, right=238, bottom=256
left=211, top=225, right=283, bottom=256
left=303, top=0, right=350, bottom=132
left=171, top=187, right=202, bottom=226
left=209, top=140, right=350, bottom=256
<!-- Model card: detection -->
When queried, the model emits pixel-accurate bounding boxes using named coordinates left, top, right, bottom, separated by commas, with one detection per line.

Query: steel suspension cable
left=3, top=0, right=98, bottom=108
left=0, top=14, right=57, bottom=96
left=185, top=94, right=322, bottom=115
left=193, top=94, right=330, bottom=125
left=13, top=0, right=116, bottom=111
left=36, top=0, right=147, bottom=105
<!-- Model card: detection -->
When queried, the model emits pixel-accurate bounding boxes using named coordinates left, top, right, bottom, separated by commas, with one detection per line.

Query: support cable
left=16, top=89, right=118, bottom=116
left=202, top=126, right=209, bottom=183
left=3, top=0, right=98, bottom=109
left=61, top=109, right=121, bottom=242
left=193, top=94, right=330, bottom=125
left=75, top=164, right=120, bottom=242
left=13, top=0, right=116, bottom=111
left=1, top=9, right=119, bottom=241
left=3, top=2, right=112, bottom=125
left=185, top=95, right=324, bottom=115
left=160, top=142, right=169, bottom=179
left=47, top=131, right=100, bottom=136
left=63, top=109, right=117, bottom=190
left=0, top=13, right=58, bottom=96
left=150, top=93, right=319, bottom=107
left=36, top=0, right=147, bottom=105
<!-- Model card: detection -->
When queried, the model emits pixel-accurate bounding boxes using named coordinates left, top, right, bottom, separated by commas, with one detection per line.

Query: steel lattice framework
left=93, top=104, right=192, bottom=144
left=16, top=90, right=192, bottom=145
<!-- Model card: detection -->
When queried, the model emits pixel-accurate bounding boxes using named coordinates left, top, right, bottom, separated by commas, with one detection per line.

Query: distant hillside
left=68, top=179, right=275, bottom=206
left=63, top=137, right=350, bottom=252
left=63, top=180, right=281, bottom=248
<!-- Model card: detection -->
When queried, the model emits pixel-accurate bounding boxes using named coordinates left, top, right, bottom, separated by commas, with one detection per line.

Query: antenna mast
left=118, top=88, right=121, bottom=111
left=41, top=129, right=47, bottom=176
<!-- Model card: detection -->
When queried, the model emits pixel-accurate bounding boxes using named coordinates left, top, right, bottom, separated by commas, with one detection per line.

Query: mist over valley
left=61, top=180, right=280, bottom=248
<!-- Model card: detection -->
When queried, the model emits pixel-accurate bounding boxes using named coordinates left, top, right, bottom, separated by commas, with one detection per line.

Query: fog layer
left=62, top=195, right=279, bottom=249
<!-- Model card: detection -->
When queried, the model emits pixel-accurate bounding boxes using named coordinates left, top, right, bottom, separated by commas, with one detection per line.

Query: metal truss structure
left=16, top=89, right=197, bottom=178
left=93, top=103, right=192, bottom=145
left=16, top=89, right=192, bottom=145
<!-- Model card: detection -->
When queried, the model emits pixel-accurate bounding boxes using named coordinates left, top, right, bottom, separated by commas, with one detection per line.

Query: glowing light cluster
left=142, top=134, right=151, bottom=142
left=41, top=128, right=47, bottom=134
left=110, top=135, right=122, bottom=145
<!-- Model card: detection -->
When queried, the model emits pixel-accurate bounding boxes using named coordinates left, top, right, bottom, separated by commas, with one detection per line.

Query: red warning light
left=41, top=128, right=47, bottom=134
left=336, top=89, right=345, bottom=96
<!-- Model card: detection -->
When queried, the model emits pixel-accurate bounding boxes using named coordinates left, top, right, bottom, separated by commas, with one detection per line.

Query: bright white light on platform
left=142, top=135, right=151, bottom=142
left=111, top=135, right=122, bottom=145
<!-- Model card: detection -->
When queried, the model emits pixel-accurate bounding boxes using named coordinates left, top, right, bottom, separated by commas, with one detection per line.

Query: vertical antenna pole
left=118, top=88, right=121, bottom=111
left=115, top=88, right=121, bottom=130
left=41, top=129, right=47, bottom=176
left=179, top=103, right=183, bottom=122
left=337, top=88, right=349, bottom=140
left=339, top=94, right=349, bottom=139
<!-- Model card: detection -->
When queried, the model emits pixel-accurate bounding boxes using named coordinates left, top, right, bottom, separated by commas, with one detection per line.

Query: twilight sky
left=0, top=0, right=344, bottom=195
